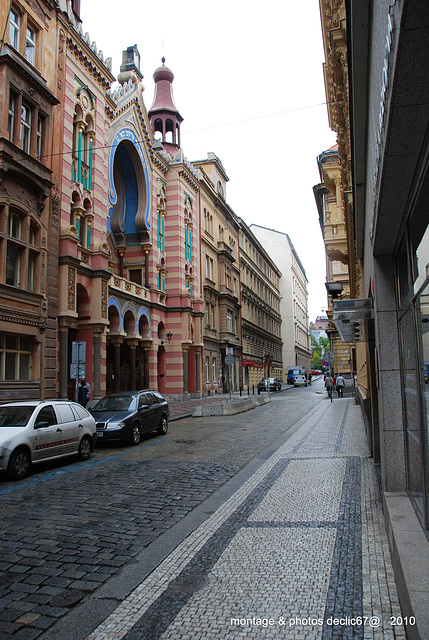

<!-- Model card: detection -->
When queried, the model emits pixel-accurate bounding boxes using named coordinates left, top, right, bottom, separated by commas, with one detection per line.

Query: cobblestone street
left=0, top=381, right=407, bottom=639
left=86, top=392, right=406, bottom=640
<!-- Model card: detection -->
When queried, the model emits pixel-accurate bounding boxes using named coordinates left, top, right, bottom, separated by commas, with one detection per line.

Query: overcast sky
left=80, top=0, right=337, bottom=321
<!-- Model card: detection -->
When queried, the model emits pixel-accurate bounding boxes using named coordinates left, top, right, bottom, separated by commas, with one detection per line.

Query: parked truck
left=287, top=366, right=306, bottom=385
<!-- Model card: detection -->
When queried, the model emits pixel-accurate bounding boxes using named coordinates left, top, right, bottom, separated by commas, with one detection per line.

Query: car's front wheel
left=130, top=422, right=141, bottom=446
left=8, top=448, right=31, bottom=481
left=78, top=436, right=92, bottom=461
left=157, top=415, right=168, bottom=435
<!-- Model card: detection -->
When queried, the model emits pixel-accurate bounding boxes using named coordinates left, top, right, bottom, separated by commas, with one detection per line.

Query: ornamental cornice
left=0, top=306, right=46, bottom=328
left=67, top=35, right=114, bottom=90
left=152, top=152, right=169, bottom=174
left=177, top=168, right=199, bottom=192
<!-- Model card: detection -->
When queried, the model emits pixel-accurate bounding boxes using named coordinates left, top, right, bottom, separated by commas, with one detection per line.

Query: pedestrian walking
left=78, top=378, right=91, bottom=407
left=336, top=374, right=345, bottom=397
left=324, top=374, right=333, bottom=398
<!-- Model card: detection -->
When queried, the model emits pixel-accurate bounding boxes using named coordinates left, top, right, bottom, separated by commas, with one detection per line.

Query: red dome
left=153, top=57, right=174, bottom=83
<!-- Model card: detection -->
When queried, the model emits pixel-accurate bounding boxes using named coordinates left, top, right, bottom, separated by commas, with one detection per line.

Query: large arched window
left=109, top=133, right=150, bottom=247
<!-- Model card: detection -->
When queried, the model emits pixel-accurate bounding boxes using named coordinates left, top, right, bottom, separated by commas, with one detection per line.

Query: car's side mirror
left=35, top=420, right=50, bottom=429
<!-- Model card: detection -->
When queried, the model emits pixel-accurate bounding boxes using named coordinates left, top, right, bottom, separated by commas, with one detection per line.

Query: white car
left=294, top=375, right=308, bottom=387
left=0, top=400, right=97, bottom=481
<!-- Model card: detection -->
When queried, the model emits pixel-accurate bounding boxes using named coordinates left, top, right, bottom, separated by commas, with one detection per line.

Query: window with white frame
left=205, top=302, right=215, bottom=329
left=8, top=212, right=22, bottom=239
left=9, top=7, right=41, bottom=68
left=205, top=356, right=210, bottom=382
left=205, top=255, right=213, bottom=281
left=225, top=265, right=231, bottom=289
left=227, top=310, right=233, bottom=332
left=8, top=92, right=17, bottom=141
left=25, top=25, right=36, bottom=64
left=36, top=115, right=43, bottom=161
left=20, top=103, right=31, bottom=154
left=9, top=9, right=20, bottom=49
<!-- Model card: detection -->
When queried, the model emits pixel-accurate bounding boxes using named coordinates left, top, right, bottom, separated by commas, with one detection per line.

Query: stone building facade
left=103, top=53, right=204, bottom=401
left=319, top=0, right=429, bottom=634
left=239, top=221, right=282, bottom=386
left=1, top=2, right=286, bottom=406
left=0, top=0, right=60, bottom=401
left=250, top=225, right=310, bottom=375
left=314, top=145, right=355, bottom=378
left=192, top=153, right=242, bottom=395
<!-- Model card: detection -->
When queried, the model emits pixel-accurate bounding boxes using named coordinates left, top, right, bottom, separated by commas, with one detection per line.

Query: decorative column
left=77, top=121, right=85, bottom=183
left=143, top=245, right=151, bottom=288
left=195, top=347, right=202, bottom=397
left=128, top=339, right=139, bottom=391
left=73, top=205, right=85, bottom=245
left=58, top=319, right=71, bottom=399
left=182, top=347, right=189, bottom=400
left=92, top=324, right=105, bottom=401
left=161, top=213, right=165, bottom=251
left=88, top=133, right=94, bottom=190
left=86, top=214, right=93, bottom=249
left=110, top=337, right=123, bottom=392
left=142, top=343, right=150, bottom=389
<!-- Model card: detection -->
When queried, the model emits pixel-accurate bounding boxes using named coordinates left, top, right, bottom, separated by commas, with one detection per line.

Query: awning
left=332, top=298, right=373, bottom=343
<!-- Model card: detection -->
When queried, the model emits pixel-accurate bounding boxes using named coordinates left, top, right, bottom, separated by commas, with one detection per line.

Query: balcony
left=110, top=275, right=150, bottom=300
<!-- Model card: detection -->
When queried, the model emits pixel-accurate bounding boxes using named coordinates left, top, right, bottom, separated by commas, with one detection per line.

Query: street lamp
left=325, top=282, right=344, bottom=299
left=167, top=331, right=173, bottom=343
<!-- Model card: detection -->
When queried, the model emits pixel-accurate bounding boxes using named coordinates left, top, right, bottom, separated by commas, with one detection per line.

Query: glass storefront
left=398, top=224, right=429, bottom=532
left=416, top=281, right=429, bottom=530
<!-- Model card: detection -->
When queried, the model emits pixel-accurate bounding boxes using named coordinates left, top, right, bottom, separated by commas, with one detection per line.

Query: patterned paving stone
left=85, top=399, right=405, bottom=640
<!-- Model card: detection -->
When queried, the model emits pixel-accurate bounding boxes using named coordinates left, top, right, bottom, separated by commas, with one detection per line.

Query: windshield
left=0, top=406, right=36, bottom=427
left=91, top=395, right=136, bottom=412
left=289, top=369, right=301, bottom=375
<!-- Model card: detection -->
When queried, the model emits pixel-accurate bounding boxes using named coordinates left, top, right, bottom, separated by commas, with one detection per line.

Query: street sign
left=226, top=347, right=233, bottom=356
left=225, top=355, right=234, bottom=366
left=70, top=363, right=85, bottom=379
left=72, top=341, right=86, bottom=364
left=324, top=351, right=335, bottom=361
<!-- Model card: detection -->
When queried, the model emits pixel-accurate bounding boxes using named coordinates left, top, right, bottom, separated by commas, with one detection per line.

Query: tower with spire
left=148, top=58, right=183, bottom=155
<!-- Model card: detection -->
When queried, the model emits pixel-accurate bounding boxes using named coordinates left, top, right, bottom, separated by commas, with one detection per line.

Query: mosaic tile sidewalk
left=85, top=399, right=406, bottom=640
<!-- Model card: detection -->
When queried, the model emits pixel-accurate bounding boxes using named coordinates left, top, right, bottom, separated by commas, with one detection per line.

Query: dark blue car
left=90, top=390, right=169, bottom=445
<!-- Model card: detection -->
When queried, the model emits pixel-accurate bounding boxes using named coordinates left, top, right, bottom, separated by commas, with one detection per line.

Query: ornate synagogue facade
left=104, top=51, right=204, bottom=400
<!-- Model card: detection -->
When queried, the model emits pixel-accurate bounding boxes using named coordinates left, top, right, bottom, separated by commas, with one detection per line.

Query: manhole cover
left=171, top=574, right=209, bottom=593
left=50, top=588, right=85, bottom=608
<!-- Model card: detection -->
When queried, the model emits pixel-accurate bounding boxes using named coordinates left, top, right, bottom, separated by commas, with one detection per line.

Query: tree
left=311, top=334, right=323, bottom=370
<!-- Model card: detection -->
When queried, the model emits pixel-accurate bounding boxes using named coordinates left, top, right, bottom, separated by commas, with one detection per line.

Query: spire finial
left=161, top=56, right=165, bottom=65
